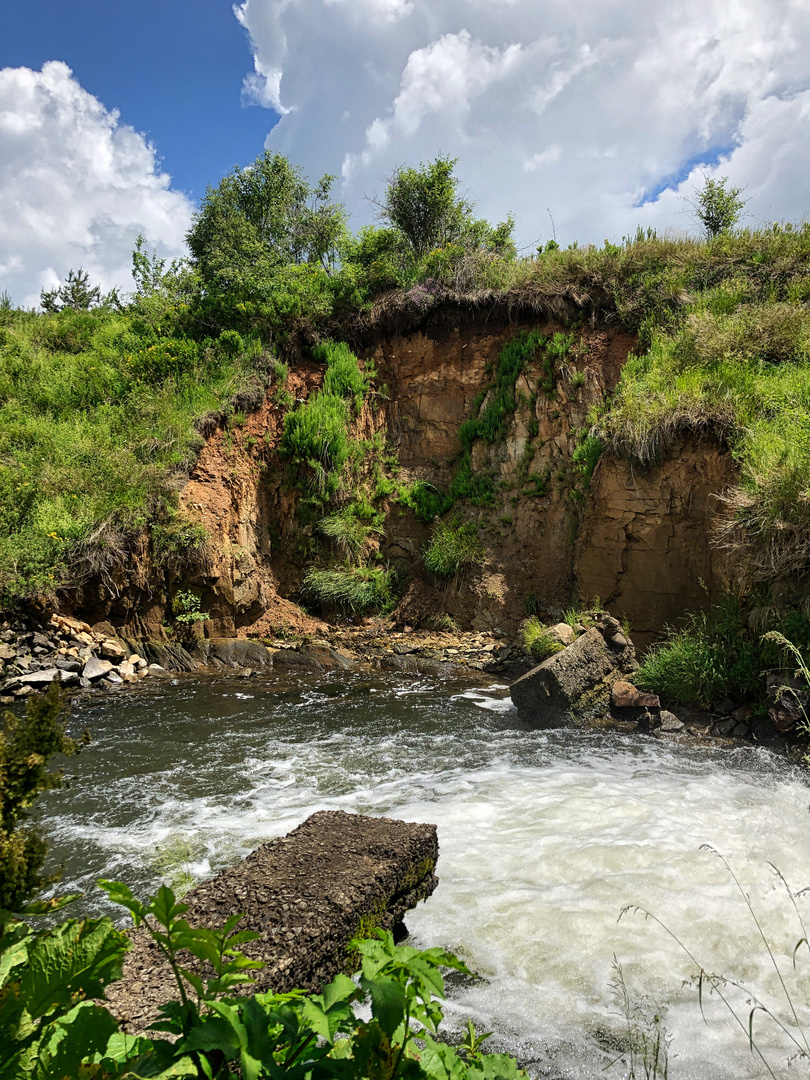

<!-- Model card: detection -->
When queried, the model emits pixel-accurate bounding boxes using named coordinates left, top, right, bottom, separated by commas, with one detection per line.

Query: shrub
left=397, top=479, right=452, bottom=522
left=318, top=507, right=374, bottom=559
left=314, top=340, right=373, bottom=413
left=302, top=565, right=394, bottom=613
left=281, top=393, right=350, bottom=475
left=424, top=519, right=484, bottom=578
left=521, top=617, right=565, bottom=661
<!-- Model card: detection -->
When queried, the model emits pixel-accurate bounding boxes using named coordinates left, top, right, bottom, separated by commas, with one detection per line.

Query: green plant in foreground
left=1, top=884, right=526, bottom=1080
left=174, top=591, right=210, bottom=626
left=423, top=519, right=484, bottom=579
left=0, top=684, right=83, bottom=921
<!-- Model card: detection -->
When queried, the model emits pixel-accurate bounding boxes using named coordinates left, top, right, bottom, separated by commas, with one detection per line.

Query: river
left=36, top=668, right=810, bottom=1079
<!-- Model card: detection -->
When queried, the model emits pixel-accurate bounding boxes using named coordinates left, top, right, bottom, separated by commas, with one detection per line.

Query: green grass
left=0, top=306, right=261, bottom=604
left=521, top=617, right=566, bottom=661
left=635, top=594, right=810, bottom=708
left=301, top=565, right=394, bottom=613
left=423, top=519, right=484, bottom=578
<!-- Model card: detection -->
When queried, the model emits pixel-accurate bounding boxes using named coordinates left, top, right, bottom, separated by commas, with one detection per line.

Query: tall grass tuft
left=301, top=565, right=394, bottom=613
left=423, top=519, right=484, bottom=578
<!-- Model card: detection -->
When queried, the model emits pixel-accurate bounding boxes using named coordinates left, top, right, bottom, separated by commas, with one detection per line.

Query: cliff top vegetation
left=0, top=152, right=809, bottom=613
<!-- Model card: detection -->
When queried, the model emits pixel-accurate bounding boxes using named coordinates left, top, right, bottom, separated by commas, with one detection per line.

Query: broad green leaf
left=20, top=919, right=128, bottom=1020
left=98, top=881, right=148, bottom=926
left=365, top=975, right=407, bottom=1038
left=181, top=1015, right=242, bottom=1058
left=470, top=1052, right=528, bottom=1079
left=33, top=1002, right=118, bottom=1080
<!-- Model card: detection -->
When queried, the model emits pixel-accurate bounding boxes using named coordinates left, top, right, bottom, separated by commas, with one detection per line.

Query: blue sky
left=1, top=0, right=277, bottom=200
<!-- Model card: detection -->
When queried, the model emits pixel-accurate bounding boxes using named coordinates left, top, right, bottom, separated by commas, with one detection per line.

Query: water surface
left=38, top=670, right=810, bottom=1079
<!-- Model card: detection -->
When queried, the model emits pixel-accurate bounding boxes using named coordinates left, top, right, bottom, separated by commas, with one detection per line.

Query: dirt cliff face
left=71, top=311, right=736, bottom=642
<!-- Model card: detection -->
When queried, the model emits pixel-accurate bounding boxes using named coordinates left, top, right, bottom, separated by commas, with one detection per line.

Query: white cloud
left=235, top=0, right=810, bottom=248
left=0, top=62, right=193, bottom=307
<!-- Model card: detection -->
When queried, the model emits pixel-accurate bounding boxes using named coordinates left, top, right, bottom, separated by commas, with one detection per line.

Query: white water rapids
left=38, top=671, right=810, bottom=1079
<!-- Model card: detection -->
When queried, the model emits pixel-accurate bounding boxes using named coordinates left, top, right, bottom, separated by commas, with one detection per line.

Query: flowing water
left=36, top=669, right=810, bottom=1079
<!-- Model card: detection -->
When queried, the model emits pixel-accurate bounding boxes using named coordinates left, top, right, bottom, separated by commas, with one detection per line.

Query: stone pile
left=0, top=613, right=166, bottom=704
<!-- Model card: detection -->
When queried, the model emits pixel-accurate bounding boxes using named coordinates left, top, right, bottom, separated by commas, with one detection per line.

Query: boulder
left=611, top=680, right=660, bottom=710
left=100, top=639, right=127, bottom=661
left=105, top=811, right=438, bottom=1033
left=272, top=644, right=355, bottom=672
left=658, top=710, right=685, bottom=732
left=0, top=643, right=16, bottom=662
left=510, top=615, right=637, bottom=727
left=547, top=622, right=576, bottom=648
left=766, top=672, right=808, bottom=734
left=20, top=668, right=59, bottom=686
left=83, top=656, right=114, bottom=681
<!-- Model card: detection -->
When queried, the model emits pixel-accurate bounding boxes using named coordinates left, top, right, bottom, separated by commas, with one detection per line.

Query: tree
left=373, top=154, right=516, bottom=260
left=40, top=268, right=102, bottom=313
left=688, top=173, right=747, bottom=238
left=0, top=683, right=83, bottom=917
left=186, top=151, right=347, bottom=295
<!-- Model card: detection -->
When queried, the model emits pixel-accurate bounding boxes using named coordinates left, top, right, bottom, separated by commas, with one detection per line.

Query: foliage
left=1, top=880, right=526, bottom=1080
left=396, top=481, right=452, bottom=523
left=423, top=520, right=484, bottom=579
left=520, top=618, right=565, bottom=662
left=187, top=151, right=346, bottom=298
left=317, top=507, right=377, bottom=561
left=40, top=268, right=103, bottom=314
left=374, top=155, right=514, bottom=262
left=635, top=594, right=810, bottom=708
left=301, top=565, right=394, bottom=613
left=608, top=959, right=670, bottom=1080
left=0, top=684, right=83, bottom=920
left=174, top=591, right=210, bottom=626
left=313, top=340, right=374, bottom=413
left=687, top=174, right=747, bottom=238
left=459, top=332, right=546, bottom=450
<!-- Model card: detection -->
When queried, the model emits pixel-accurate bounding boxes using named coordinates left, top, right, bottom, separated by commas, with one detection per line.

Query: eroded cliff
left=73, top=310, right=735, bottom=644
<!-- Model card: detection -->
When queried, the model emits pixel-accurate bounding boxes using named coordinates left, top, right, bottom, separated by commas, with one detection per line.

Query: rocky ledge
left=104, top=810, right=438, bottom=1033
left=0, top=613, right=169, bottom=704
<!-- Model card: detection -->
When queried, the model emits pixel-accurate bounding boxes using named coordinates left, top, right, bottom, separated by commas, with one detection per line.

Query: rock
left=76, top=632, right=95, bottom=647
left=0, top=696, right=13, bottom=705
left=611, top=680, right=660, bottom=710
left=83, top=656, right=114, bottom=681
left=715, top=718, right=736, bottom=736
left=105, top=811, right=438, bottom=1033
left=118, top=662, right=136, bottom=678
left=146, top=664, right=168, bottom=675
left=510, top=616, right=637, bottom=727
left=57, top=669, right=79, bottom=685
left=732, top=705, right=753, bottom=725
left=272, top=645, right=354, bottom=672
left=51, top=614, right=92, bottom=635
left=658, top=710, right=685, bottom=732
left=548, top=622, right=576, bottom=647
left=100, top=639, right=127, bottom=661
left=732, top=723, right=749, bottom=739
left=103, top=671, right=124, bottom=686
left=766, top=672, right=808, bottom=734
left=128, top=654, right=146, bottom=667
left=0, top=643, right=15, bottom=662
left=31, top=632, right=53, bottom=650
left=13, top=685, right=34, bottom=698
left=713, top=697, right=736, bottom=716
left=20, top=668, right=59, bottom=686
left=751, top=718, right=782, bottom=745
left=55, top=658, right=82, bottom=673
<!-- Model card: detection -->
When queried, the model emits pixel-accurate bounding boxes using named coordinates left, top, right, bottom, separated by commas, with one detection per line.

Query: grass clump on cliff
left=423, top=519, right=484, bottom=578
left=301, top=565, right=394, bottom=613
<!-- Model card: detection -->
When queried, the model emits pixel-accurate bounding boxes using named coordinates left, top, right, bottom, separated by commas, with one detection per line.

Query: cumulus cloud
left=0, top=62, right=193, bottom=307
left=235, top=0, right=810, bottom=247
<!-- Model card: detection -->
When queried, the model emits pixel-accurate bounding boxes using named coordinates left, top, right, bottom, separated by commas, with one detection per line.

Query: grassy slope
left=2, top=224, right=810, bottom=620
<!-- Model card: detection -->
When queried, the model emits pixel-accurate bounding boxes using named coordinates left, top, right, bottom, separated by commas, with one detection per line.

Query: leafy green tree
left=689, top=174, right=747, bottom=237
left=40, top=268, right=102, bottom=313
left=186, top=151, right=347, bottom=297
left=0, top=683, right=83, bottom=919
left=374, top=155, right=515, bottom=260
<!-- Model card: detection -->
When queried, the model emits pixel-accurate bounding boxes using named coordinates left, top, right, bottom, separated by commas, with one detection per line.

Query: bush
left=314, top=340, right=373, bottom=413
left=424, top=519, right=484, bottom=578
left=317, top=507, right=374, bottom=559
left=397, top=480, right=452, bottom=522
left=302, top=565, right=394, bottom=613
left=281, top=393, right=350, bottom=475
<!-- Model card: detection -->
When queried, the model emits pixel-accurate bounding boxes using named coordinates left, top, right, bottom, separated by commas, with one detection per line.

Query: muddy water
left=37, top=670, right=810, bottom=1079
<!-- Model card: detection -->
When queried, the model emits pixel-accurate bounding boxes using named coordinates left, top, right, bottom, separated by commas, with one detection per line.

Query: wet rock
left=712, top=697, right=736, bottom=716
left=611, top=680, right=660, bottom=710
left=714, top=718, right=736, bottom=736
left=55, top=658, right=82, bottom=673
left=105, top=811, right=438, bottom=1033
left=658, top=710, right=685, bottom=732
left=765, top=672, right=808, bottom=734
left=103, top=671, right=124, bottom=686
left=146, top=663, right=168, bottom=675
left=272, top=644, right=354, bottom=672
left=83, top=656, right=114, bottom=681
left=732, top=723, right=749, bottom=738
left=510, top=615, right=637, bottom=727
left=57, top=669, right=80, bottom=685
